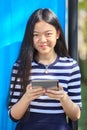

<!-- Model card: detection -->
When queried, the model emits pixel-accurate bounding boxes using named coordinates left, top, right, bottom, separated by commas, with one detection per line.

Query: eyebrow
left=33, top=30, right=53, bottom=33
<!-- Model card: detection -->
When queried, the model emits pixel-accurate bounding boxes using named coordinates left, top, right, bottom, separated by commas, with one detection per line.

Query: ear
left=57, top=30, right=61, bottom=39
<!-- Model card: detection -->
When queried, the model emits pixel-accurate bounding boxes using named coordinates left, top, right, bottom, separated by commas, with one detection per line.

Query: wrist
left=22, top=93, right=31, bottom=104
left=60, top=93, right=69, bottom=103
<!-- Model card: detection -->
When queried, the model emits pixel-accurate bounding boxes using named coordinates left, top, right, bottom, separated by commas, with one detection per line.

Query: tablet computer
left=32, top=79, right=59, bottom=89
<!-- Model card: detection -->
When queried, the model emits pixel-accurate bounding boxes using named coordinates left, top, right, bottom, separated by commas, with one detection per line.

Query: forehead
left=34, top=20, right=56, bottom=32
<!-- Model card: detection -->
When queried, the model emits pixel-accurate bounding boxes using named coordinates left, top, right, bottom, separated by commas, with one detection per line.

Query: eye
left=33, top=33, right=38, bottom=37
left=46, top=32, right=53, bottom=37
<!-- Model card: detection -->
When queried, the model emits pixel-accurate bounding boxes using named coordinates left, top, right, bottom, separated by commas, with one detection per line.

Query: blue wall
left=0, top=0, right=66, bottom=129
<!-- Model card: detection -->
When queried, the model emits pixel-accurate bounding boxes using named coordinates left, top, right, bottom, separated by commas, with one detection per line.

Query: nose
left=39, top=35, right=47, bottom=43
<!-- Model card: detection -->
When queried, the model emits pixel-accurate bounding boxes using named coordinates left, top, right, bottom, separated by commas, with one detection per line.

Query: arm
left=10, top=91, right=31, bottom=121
left=45, top=85, right=81, bottom=121
left=10, top=85, right=44, bottom=120
left=8, top=62, right=44, bottom=121
left=45, top=60, right=82, bottom=121
left=59, top=86, right=81, bottom=121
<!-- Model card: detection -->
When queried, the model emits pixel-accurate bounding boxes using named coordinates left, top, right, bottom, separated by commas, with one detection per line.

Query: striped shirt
left=8, top=57, right=82, bottom=115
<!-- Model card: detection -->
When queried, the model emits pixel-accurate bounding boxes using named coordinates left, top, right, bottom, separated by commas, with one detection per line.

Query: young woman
left=8, top=8, right=82, bottom=130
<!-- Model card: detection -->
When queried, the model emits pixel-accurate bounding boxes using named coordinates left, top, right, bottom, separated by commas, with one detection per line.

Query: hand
left=45, top=84, right=67, bottom=101
left=24, top=84, right=45, bottom=102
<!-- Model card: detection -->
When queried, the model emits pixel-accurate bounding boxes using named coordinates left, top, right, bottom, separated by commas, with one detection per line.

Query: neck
left=37, top=52, right=57, bottom=65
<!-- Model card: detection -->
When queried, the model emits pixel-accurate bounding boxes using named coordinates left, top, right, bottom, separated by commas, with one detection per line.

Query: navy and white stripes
left=8, top=57, right=82, bottom=115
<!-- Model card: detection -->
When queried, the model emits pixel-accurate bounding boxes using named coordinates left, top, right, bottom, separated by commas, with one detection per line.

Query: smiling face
left=33, top=20, right=60, bottom=56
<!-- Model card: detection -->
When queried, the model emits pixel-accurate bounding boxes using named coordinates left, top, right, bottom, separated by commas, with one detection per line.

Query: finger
left=58, top=84, right=63, bottom=91
left=46, top=89, right=58, bottom=95
left=31, top=93, right=44, bottom=100
left=45, top=90, right=65, bottom=100
left=32, top=86, right=44, bottom=92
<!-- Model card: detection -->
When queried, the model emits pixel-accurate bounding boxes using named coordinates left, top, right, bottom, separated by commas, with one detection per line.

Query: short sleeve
left=68, top=60, right=82, bottom=109
left=8, top=62, right=22, bottom=111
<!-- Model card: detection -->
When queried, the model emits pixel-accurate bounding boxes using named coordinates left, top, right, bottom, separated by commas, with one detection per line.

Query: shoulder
left=58, top=57, right=78, bottom=66
left=12, top=60, right=21, bottom=68
left=31, top=60, right=39, bottom=66
left=59, top=57, right=76, bottom=62
left=58, top=57, right=80, bottom=72
left=11, top=60, right=21, bottom=74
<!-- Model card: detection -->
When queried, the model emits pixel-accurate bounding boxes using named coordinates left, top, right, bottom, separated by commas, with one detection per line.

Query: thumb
left=26, top=84, right=32, bottom=91
left=58, top=84, right=63, bottom=91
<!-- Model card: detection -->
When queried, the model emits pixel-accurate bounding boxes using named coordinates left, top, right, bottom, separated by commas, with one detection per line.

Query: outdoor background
left=78, top=0, right=87, bottom=130
left=0, top=1, right=67, bottom=130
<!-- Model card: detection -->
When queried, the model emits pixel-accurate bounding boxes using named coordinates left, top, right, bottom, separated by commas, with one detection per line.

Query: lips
left=40, top=44, right=48, bottom=48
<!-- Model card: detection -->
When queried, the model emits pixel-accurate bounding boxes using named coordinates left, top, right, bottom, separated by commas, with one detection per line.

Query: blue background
left=0, top=0, right=66, bottom=129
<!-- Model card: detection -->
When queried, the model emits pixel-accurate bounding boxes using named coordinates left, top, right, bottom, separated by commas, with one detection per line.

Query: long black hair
left=12, top=8, right=69, bottom=96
